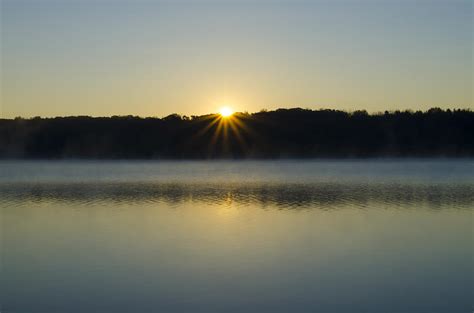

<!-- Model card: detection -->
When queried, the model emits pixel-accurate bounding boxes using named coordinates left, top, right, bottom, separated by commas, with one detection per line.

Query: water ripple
left=0, top=181, right=472, bottom=210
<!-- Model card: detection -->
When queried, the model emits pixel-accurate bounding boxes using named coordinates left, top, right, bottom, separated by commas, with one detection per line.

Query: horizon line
left=2, top=106, right=473, bottom=120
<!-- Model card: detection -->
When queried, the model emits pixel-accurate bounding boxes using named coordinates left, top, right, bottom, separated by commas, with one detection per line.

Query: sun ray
left=193, top=115, right=220, bottom=138
left=210, top=118, right=224, bottom=148
left=193, top=109, right=259, bottom=157
left=231, top=115, right=256, bottom=137
left=228, top=118, right=248, bottom=151
left=222, top=118, right=230, bottom=153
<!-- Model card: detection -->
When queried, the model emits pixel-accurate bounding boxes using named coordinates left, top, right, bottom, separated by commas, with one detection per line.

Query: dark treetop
left=1, top=108, right=473, bottom=159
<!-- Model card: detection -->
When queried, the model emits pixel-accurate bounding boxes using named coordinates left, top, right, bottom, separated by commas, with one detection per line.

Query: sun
left=219, top=106, right=234, bottom=118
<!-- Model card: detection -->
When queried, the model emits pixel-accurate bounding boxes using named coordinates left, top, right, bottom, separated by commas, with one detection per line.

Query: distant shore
left=1, top=108, right=473, bottom=159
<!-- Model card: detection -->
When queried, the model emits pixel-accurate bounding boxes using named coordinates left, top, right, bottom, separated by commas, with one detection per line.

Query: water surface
left=1, top=160, right=472, bottom=313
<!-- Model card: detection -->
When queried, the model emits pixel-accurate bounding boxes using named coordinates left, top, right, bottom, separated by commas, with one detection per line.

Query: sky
left=1, top=0, right=472, bottom=118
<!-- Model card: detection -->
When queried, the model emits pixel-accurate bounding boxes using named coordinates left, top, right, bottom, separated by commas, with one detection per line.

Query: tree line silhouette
left=0, top=108, right=472, bottom=158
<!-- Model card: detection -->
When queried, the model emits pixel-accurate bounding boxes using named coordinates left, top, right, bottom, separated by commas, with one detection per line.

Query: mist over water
left=1, top=160, right=472, bottom=313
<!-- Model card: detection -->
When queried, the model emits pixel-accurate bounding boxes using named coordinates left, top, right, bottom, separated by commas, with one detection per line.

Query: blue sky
left=1, top=0, right=472, bottom=117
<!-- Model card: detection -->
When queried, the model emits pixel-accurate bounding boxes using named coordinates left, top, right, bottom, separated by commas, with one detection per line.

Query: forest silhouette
left=1, top=108, right=472, bottom=159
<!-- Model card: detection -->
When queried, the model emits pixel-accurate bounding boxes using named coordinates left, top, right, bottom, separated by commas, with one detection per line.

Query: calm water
left=1, top=160, right=473, bottom=313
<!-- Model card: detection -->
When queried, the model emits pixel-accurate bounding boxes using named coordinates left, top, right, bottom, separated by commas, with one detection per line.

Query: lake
left=1, top=160, right=472, bottom=313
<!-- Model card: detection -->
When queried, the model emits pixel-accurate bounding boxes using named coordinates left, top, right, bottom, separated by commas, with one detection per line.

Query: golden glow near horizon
left=219, top=107, right=234, bottom=118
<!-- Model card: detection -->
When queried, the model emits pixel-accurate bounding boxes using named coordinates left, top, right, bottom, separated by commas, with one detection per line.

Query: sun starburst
left=219, top=106, right=234, bottom=118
